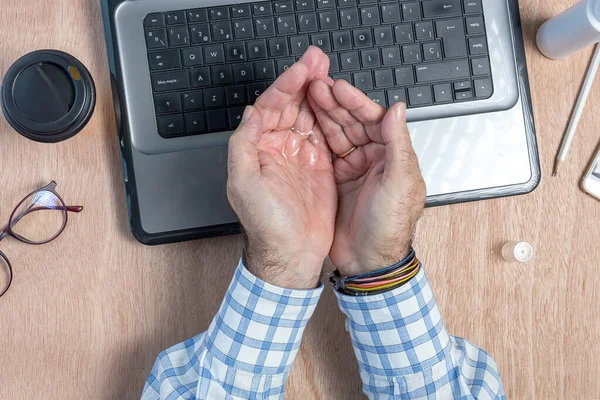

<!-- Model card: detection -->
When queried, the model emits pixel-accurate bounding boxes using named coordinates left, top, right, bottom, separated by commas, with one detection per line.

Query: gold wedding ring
left=338, top=146, right=357, bottom=159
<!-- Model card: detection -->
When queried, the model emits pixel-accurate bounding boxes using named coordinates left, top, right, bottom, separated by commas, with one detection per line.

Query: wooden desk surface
left=1, top=0, right=599, bottom=398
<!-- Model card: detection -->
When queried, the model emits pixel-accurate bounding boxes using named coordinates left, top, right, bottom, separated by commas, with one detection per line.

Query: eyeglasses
left=0, top=182, right=82, bottom=298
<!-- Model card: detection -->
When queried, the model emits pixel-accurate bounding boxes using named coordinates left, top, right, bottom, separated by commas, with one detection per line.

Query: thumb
left=228, top=106, right=263, bottom=180
left=380, top=103, right=419, bottom=184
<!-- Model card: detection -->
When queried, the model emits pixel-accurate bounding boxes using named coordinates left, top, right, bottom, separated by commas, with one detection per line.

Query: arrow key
left=433, top=83, right=452, bottom=103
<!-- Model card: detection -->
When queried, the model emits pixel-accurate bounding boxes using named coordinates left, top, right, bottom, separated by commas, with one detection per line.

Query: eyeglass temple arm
left=66, top=206, right=84, bottom=213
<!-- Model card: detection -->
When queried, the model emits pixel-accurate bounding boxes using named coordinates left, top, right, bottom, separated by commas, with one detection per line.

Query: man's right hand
left=308, top=78, right=426, bottom=277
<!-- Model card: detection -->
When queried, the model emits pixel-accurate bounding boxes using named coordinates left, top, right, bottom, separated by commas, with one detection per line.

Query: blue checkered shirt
left=142, top=260, right=505, bottom=399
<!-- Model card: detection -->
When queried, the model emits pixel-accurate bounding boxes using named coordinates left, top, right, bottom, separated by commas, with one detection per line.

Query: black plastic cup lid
left=1, top=50, right=96, bottom=143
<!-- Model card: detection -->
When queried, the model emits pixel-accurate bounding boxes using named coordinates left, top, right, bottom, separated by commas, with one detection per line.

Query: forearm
left=335, top=266, right=506, bottom=399
left=143, top=260, right=322, bottom=400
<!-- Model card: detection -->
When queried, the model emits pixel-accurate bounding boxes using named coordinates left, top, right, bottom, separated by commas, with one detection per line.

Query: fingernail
left=396, top=103, right=406, bottom=122
left=242, top=106, right=254, bottom=123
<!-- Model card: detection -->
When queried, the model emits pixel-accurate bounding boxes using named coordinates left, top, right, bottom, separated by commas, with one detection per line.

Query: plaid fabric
left=142, top=261, right=505, bottom=400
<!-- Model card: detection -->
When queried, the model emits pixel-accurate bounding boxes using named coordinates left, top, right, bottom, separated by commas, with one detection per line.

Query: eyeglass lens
left=10, top=190, right=67, bottom=243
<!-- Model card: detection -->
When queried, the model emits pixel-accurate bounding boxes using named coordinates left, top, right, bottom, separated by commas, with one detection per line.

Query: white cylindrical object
left=501, top=241, right=534, bottom=263
left=536, top=0, right=600, bottom=59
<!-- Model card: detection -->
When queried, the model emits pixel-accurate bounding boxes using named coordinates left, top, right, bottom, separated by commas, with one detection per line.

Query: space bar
left=415, top=60, right=470, bottom=83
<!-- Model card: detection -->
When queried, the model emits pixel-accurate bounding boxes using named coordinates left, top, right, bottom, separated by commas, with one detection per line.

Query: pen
left=553, top=43, right=600, bottom=177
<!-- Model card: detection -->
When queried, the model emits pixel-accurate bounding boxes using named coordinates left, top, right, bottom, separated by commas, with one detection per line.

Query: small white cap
left=502, top=241, right=534, bottom=263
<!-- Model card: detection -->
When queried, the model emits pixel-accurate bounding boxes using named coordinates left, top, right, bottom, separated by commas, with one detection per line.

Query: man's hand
left=227, top=47, right=336, bottom=290
left=308, top=78, right=426, bottom=277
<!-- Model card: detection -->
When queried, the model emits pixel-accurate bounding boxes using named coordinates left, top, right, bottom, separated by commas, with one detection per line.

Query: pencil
left=553, top=43, right=600, bottom=177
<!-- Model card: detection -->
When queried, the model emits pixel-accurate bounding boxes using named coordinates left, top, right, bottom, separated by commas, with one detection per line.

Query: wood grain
left=1, top=0, right=599, bottom=398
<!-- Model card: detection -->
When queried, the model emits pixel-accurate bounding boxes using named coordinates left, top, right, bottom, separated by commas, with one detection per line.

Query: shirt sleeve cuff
left=334, top=267, right=453, bottom=376
left=205, top=259, right=323, bottom=375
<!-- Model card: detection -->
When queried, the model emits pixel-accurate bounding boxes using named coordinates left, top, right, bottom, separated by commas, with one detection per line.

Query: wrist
left=336, top=245, right=412, bottom=277
left=244, top=238, right=324, bottom=290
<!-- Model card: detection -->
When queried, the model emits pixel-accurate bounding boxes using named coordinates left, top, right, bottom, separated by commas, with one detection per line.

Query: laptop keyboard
left=144, top=0, right=492, bottom=138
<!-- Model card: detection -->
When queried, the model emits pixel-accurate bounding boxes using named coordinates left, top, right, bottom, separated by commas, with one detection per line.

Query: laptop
left=100, top=0, right=540, bottom=245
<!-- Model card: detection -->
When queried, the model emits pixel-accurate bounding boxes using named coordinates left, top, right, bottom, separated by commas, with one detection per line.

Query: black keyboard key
left=474, top=78, right=493, bottom=98
left=276, top=58, right=295, bottom=75
left=204, top=87, right=225, bottom=108
left=190, top=24, right=211, bottom=44
left=166, top=11, right=186, bottom=25
left=365, top=90, right=385, bottom=105
left=290, top=35, right=310, bottom=54
left=234, top=20, right=254, bottom=39
left=181, top=47, right=204, bottom=67
left=311, top=33, right=332, bottom=51
left=228, top=107, right=246, bottom=129
left=225, top=86, right=247, bottom=105
left=380, top=4, right=401, bottom=23
left=206, top=109, right=228, bottom=131
left=212, top=21, right=233, bottom=41
left=149, top=50, right=181, bottom=70
left=466, top=16, right=485, bottom=35
left=182, top=91, right=204, bottom=110
left=394, top=66, right=414, bottom=85
left=190, top=67, right=212, bottom=87
left=204, top=44, right=225, bottom=64
left=332, top=30, right=353, bottom=50
left=435, top=19, right=467, bottom=58
left=361, top=49, right=380, bottom=67
left=247, top=39, right=268, bottom=59
left=401, top=3, right=421, bottom=21
left=373, top=68, right=393, bottom=88
left=359, top=0, right=377, bottom=4
left=157, top=115, right=184, bottom=137
left=248, top=82, right=268, bottom=102
left=422, top=0, right=461, bottom=18
left=414, top=22, right=434, bottom=41
left=296, top=0, right=316, bottom=11
left=146, top=29, right=168, bottom=49
left=393, top=24, right=414, bottom=43
left=353, top=71, right=373, bottom=90
left=255, top=60, right=276, bottom=79
left=332, top=72, right=351, bottom=82
left=381, top=46, right=401, bottom=66
left=253, top=2, right=273, bottom=15
left=185, top=112, right=208, bottom=134
left=468, top=37, right=488, bottom=55
left=455, top=90, right=472, bottom=100
left=317, top=0, right=336, bottom=8
left=433, top=83, right=452, bottom=103
left=327, top=53, right=340, bottom=72
left=231, top=4, right=251, bottom=18
left=471, top=57, right=491, bottom=76
left=210, top=7, right=230, bottom=20
left=274, top=0, right=295, bottom=13
left=422, top=41, right=442, bottom=61
left=387, top=88, right=406, bottom=106
left=414, top=59, right=469, bottom=82
left=360, top=6, right=380, bottom=25
left=212, top=65, right=233, bottom=85
left=338, top=0, right=357, bottom=7
left=463, top=0, right=483, bottom=14
left=151, top=70, right=190, bottom=92
left=154, top=93, right=182, bottom=114
left=255, top=18, right=276, bottom=36
left=402, top=44, right=421, bottom=63
left=269, top=38, right=290, bottom=57
left=145, top=13, right=165, bottom=28
left=408, top=85, right=432, bottom=106
left=353, top=28, right=372, bottom=48
left=188, top=9, right=208, bottom=22
left=298, top=13, right=318, bottom=32
left=374, top=26, right=393, bottom=45
left=226, top=43, right=247, bottom=62
left=319, top=11, right=339, bottom=29
left=276, top=15, right=297, bottom=34
left=339, top=8, right=359, bottom=28
left=340, top=50, right=359, bottom=70
left=453, top=81, right=471, bottom=91
left=168, top=26, right=190, bottom=47
left=233, top=62, right=255, bottom=82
